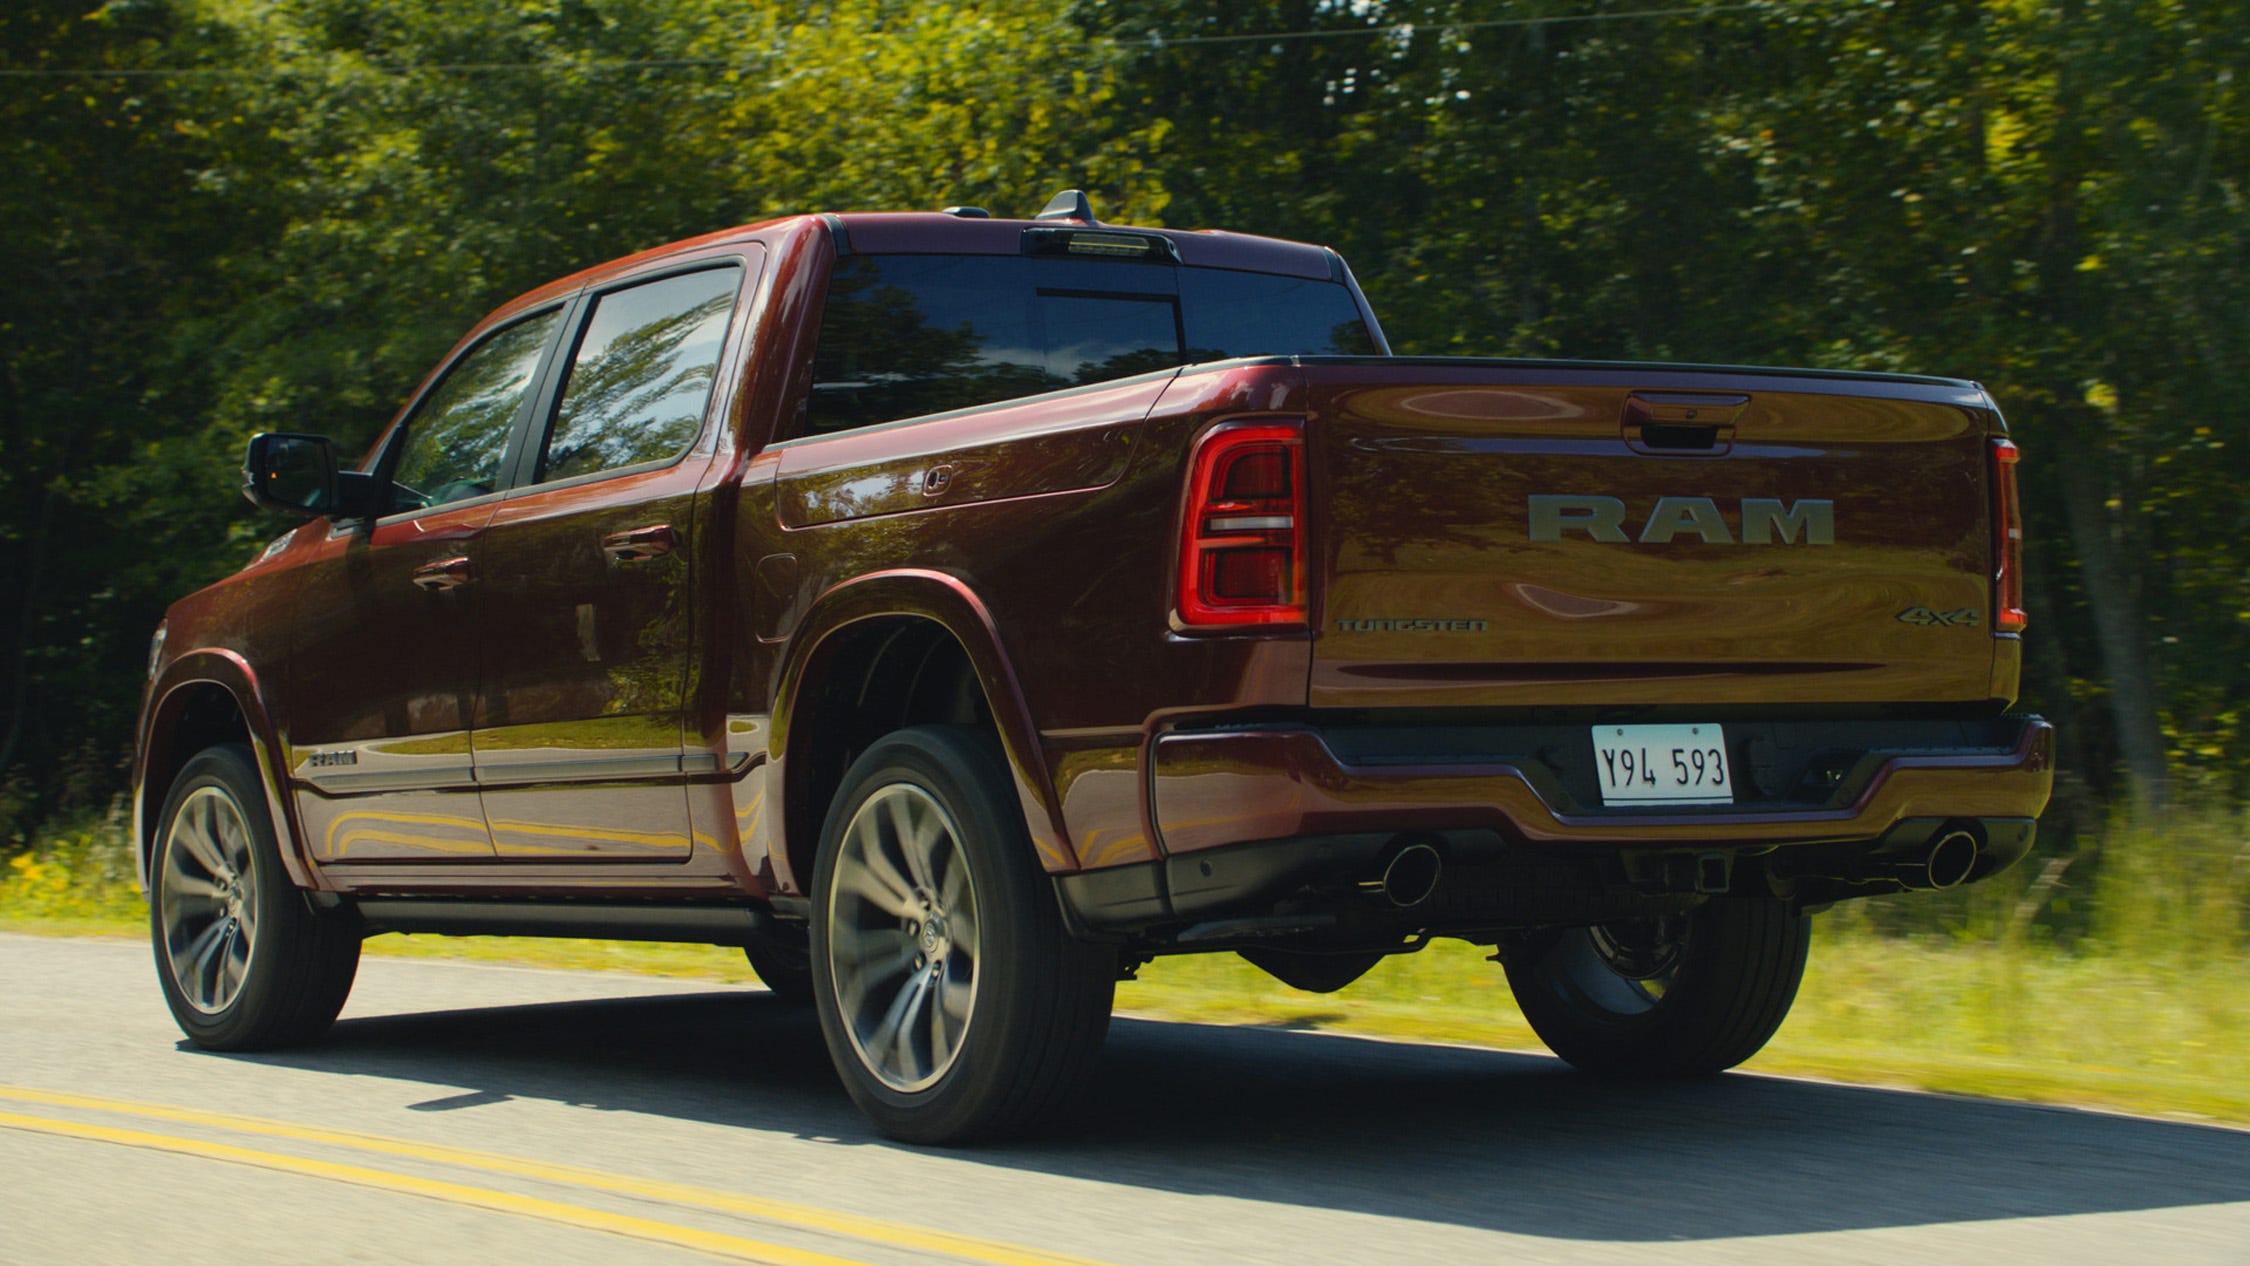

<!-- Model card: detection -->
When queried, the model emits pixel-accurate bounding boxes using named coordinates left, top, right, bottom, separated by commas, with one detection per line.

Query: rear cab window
left=806, top=253, right=1377, bottom=435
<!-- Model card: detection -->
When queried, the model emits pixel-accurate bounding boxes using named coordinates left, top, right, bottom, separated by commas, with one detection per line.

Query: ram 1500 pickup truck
left=135, top=190, right=2053, bottom=1142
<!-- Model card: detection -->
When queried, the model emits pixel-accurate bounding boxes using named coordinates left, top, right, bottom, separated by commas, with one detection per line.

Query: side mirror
left=241, top=433, right=339, bottom=516
left=241, top=433, right=378, bottom=519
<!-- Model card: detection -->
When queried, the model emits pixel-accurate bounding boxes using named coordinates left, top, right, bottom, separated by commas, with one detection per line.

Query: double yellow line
left=0, top=1085, right=1110, bottom=1266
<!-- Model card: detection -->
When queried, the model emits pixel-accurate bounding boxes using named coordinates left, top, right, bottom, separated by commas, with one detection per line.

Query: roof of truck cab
left=828, top=212, right=1339, bottom=279
left=480, top=210, right=1338, bottom=333
left=492, top=216, right=802, bottom=316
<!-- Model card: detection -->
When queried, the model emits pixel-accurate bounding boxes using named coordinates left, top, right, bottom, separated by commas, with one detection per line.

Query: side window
left=536, top=264, right=742, bottom=484
left=388, top=309, right=562, bottom=514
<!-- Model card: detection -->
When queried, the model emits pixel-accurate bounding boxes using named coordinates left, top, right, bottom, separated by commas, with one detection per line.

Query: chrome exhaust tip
left=1926, top=827, right=1982, bottom=890
left=1378, top=841, right=1444, bottom=909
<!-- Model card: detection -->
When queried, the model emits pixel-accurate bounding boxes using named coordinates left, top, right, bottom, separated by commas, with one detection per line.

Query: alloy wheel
left=825, top=783, right=980, bottom=1093
left=160, top=786, right=260, bottom=1015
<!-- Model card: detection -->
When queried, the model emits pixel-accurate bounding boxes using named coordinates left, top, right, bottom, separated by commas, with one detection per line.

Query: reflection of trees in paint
left=806, top=255, right=1382, bottom=436
left=544, top=267, right=742, bottom=482
left=809, top=261, right=1066, bottom=433
left=391, top=310, right=563, bottom=508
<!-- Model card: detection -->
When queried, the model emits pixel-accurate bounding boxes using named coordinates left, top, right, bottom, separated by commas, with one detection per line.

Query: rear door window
left=535, top=264, right=743, bottom=484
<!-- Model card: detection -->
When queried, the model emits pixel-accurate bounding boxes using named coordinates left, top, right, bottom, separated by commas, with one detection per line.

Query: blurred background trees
left=3, top=0, right=2243, bottom=876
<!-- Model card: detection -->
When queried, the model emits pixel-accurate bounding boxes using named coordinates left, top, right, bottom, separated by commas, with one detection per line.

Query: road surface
left=3, top=931, right=2245, bottom=1264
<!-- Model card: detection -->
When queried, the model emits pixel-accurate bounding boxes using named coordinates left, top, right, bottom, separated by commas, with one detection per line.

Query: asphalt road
left=3, top=931, right=2246, bottom=1266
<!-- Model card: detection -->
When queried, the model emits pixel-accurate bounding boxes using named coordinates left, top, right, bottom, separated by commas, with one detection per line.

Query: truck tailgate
left=1305, top=360, right=2002, bottom=710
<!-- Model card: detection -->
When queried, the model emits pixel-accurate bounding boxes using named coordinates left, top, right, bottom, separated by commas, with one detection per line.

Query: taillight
left=1990, top=438, right=2027, bottom=633
left=1177, top=421, right=1307, bottom=628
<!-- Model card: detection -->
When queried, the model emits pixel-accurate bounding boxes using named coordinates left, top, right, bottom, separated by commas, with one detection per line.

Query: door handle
left=411, top=557, right=477, bottom=591
left=602, top=524, right=676, bottom=562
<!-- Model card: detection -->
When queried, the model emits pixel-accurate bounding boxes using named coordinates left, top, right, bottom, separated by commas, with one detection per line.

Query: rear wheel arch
left=773, top=575, right=1066, bottom=898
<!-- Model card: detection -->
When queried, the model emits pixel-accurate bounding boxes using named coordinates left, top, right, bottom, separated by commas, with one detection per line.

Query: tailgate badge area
left=1896, top=606, right=1981, bottom=628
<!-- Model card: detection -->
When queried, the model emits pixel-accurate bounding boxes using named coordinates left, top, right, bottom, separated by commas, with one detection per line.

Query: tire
left=742, top=929, right=815, bottom=1003
left=1503, top=897, right=1810, bottom=1076
left=149, top=744, right=361, bottom=1050
left=810, top=727, right=1115, bottom=1144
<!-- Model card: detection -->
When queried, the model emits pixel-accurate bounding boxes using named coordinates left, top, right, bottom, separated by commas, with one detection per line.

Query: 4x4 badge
left=1895, top=606, right=1979, bottom=628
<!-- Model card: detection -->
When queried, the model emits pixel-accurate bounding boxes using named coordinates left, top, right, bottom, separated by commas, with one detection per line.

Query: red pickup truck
left=135, top=192, right=2053, bottom=1142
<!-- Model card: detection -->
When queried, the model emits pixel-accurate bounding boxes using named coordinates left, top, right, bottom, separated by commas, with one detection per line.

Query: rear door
left=1305, top=360, right=2000, bottom=711
left=467, top=254, right=756, bottom=859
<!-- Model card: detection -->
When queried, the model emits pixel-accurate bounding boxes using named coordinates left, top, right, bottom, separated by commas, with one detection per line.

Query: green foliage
left=0, top=805, right=142, bottom=926
left=1083, top=0, right=2248, bottom=814
left=685, top=0, right=1169, bottom=222
left=1, top=0, right=2245, bottom=873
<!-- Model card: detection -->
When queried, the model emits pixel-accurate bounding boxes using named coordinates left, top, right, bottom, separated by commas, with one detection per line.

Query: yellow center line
left=0, top=1109, right=865, bottom=1266
left=0, top=1086, right=1113, bottom=1266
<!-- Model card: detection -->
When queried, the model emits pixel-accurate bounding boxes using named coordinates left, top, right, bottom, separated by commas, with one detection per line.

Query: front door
left=468, top=257, right=753, bottom=858
left=283, top=304, right=570, bottom=863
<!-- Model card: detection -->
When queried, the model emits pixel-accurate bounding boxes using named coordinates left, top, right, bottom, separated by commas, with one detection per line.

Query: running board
left=353, top=898, right=775, bottom=946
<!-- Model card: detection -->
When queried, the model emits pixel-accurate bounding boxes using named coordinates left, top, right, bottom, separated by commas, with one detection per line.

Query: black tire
left=149, top=744, right=361, bottom=1050
left=810, top=726, right=1115, bottom=1144
left=742, top=929, right=815, bottom=1003
left=1503, top=897, right=1810, bottom=1076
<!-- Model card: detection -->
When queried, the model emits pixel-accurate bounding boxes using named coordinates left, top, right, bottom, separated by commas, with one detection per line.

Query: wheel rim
left=1568, top=914, right=1690, bottom=1014
left=160, top=786, right=259, bottom=1015
left=825, top=782, right=979, bottom=1093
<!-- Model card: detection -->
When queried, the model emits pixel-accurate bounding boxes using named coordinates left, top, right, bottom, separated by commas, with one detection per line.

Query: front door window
left=387, top=310, right=562, bottom=513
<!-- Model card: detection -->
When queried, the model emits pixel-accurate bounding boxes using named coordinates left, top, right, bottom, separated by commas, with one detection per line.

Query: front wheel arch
left=137, top=659, right=312, bottom=893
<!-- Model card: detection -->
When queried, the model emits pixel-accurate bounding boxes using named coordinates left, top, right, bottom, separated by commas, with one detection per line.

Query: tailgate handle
left=410, top=557, right=476, bottom=591
left=1640, top=422, right=1722, bottom=451
left=1623, top=392, right=1748, bottom=455
left=602, top=524, right=676, bottom=562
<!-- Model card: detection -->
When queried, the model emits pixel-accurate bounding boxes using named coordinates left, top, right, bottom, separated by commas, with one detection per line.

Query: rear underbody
left=1057, top=712, right=2052, bottom=960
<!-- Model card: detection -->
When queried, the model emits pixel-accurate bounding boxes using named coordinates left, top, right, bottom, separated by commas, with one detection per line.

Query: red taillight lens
left=1177, top=422, right=1306, bottom=628
left=1990, top=438, right=2027, bottom=633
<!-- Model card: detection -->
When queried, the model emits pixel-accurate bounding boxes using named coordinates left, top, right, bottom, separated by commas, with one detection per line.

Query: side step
left=353, top=898, right=774, bottom=946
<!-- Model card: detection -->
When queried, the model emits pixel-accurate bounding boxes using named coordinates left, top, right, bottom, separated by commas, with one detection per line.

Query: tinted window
left=538, top=265, right=742, bottom=483
left=1180, top=269, right=1379, bottom=363
left=387, top=308, right=562, bottom=513
left=807, top=255, right=1375, bottom=434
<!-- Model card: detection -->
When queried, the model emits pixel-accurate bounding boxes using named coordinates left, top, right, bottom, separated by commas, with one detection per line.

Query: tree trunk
left=0, top=483, right=58, bottom=780
left=2053, top=442, right=2171, bottom=812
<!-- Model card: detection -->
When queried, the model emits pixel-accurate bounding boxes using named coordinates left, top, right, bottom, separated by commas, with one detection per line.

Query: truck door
left=284, top=305, right=571, bottom=863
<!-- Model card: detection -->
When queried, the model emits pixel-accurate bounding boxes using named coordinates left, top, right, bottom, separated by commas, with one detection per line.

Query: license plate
left=1592, top=724, right=1733, bottom=806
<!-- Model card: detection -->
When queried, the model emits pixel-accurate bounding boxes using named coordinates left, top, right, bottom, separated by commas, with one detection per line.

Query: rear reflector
left=1990, top=438, right=2027, bottom=633
left=1177, top=422, right=1306, bottom=628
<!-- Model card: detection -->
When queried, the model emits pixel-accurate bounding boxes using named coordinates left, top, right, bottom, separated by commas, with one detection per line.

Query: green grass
left=1114, top=933, right=2250, bottom=1125
left=8, top=808, right=2245, bottom=1127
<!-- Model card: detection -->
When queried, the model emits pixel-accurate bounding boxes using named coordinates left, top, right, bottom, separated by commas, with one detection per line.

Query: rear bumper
left=1150, top=715, right=2052, bottom=853
left=1053, top=714, right=2051, bottom=941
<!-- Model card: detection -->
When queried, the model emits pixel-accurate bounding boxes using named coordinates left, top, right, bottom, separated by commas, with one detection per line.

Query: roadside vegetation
left=10, top=805, right=2242, bottom=1126
left=2, top=0, right=2243, bottom=1133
